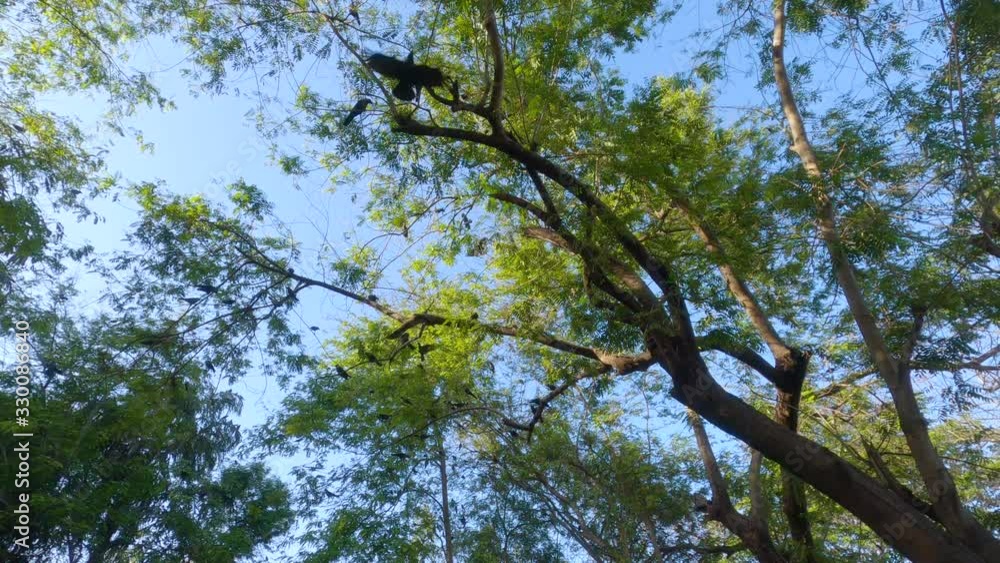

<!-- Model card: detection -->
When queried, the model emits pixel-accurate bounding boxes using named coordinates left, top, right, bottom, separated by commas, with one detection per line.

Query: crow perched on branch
left=341, top=98, right=371, bottom=125
left=366, top=52, right=445, bottom=101
left=335, top=365, right=351, bottom=380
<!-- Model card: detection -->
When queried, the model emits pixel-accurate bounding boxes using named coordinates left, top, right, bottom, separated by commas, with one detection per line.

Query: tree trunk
left=769, top=2, right=1000, bottom=560
left=437, top=442, right=456, bottom=563
left=657, top=330, right=984, bottom=563
left=775, top=369, right=817, bottom=562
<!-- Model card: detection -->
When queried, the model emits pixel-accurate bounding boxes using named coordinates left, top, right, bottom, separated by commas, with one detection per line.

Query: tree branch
left=688, top=410, right=787, bottom=563
left=700, top=340, right=781, bottom=385
left=749, top=450, right=769, bottom=527
left=771, top=3, right=998, bottom=558
left=862, top=439, right=942, bottom=525
left=668, top=194, right=795, bottom=364
left=482, top=0, right=505, bottom=129
left=386, top=310, right=652, bottom=374
left=393, top=115, right=692, bottom=337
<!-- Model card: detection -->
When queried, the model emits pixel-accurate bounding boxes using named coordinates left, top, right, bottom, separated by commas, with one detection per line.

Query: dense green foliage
left=1, top=0, right=998, bottom=562
left=0, top=2, right=292, bottom=562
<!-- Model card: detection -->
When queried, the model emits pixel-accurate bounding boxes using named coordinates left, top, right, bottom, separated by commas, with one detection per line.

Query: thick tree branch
left=771, top=0, right=893, bottom=379
left=393, top=115, right=692, bottom=338
left=863, top=439, right=942, bottom=525
left=489, top=191, right=550, bottom=223
left=668, top=194, right=796, bottom=364
left=485, top=171, right=655, bottom=314
left=771, top=3, right=998, bottom=558
left=482, top=0, right=505, bottom=128
left=700, top=340, right=781, bottom=385
left=688, top=411, right=787, bottom=563
left=526, top=166, right=558, bottom=218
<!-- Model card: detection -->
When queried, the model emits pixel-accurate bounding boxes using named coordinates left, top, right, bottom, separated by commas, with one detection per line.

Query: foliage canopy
left=1, top=1, right=998, bottom=562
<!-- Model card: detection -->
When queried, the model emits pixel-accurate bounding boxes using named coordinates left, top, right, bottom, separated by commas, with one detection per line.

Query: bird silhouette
left=366, top=52, right=445, bottom=102
left=341, top=98, right=371, bottom=125
left=335, top=365, right=351, bottom=380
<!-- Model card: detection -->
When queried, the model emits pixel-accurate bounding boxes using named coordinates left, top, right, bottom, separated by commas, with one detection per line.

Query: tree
left=117, top=0, right=997, bottom=560
left=6, top=0, right=997, bottom=561
left=0, top=289, right=295, bottom=562
left=0, top=0, right=170, bottom=288
left=0, top=4, right=296, bottom=559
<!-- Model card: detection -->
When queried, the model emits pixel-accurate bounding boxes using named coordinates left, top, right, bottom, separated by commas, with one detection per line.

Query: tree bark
left=775, top=369, right=817, bottom=562
left=689, top=410, right=788, bottom=563
left=661, top=330, right=983, bottom=563
left=437, top=442, right=455, bottom=563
